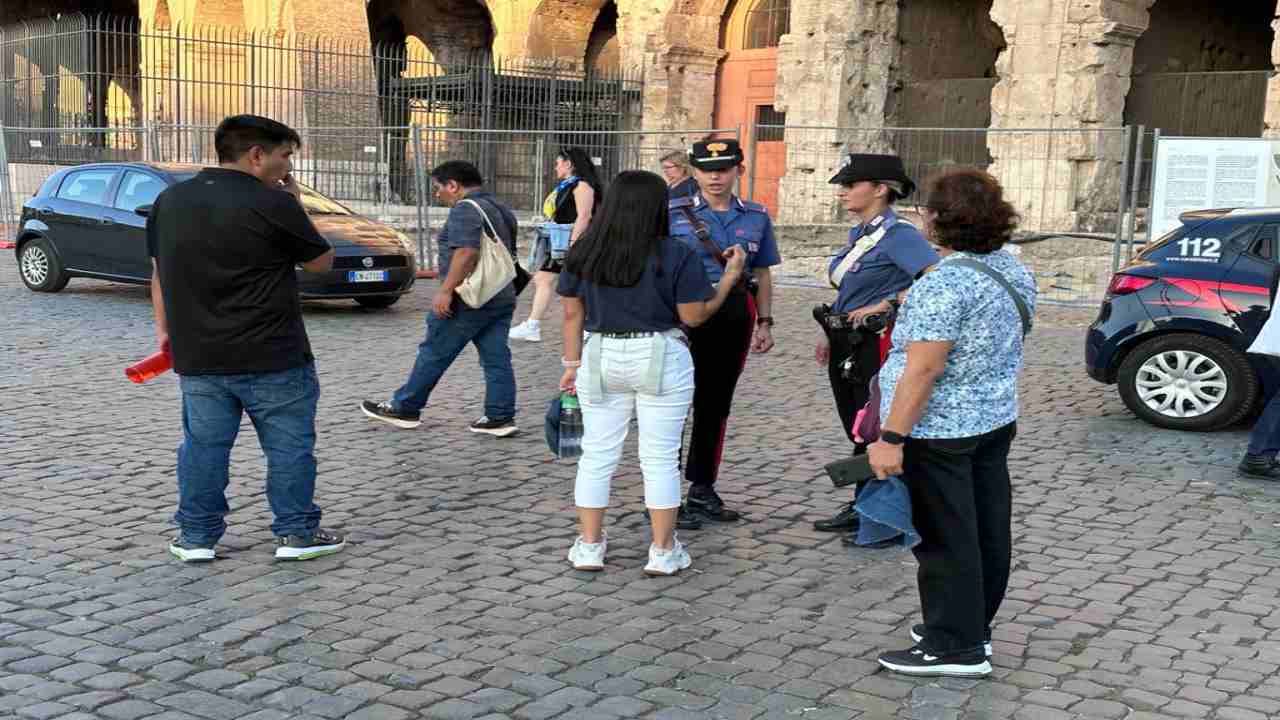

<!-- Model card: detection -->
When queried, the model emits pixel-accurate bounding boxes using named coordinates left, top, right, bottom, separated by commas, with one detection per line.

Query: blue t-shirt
left=668, top=195, right=782, bottom=283
left=830, top=210, right=938, bottom=313
left=879, top=250, right=1037, bottom=439
left=438, top=191, right=519, bottom=307
left=557, top=238, right=714, bottom=332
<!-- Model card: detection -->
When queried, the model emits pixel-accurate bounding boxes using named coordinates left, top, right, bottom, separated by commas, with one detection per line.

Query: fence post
left=0, top=125, right=12, bottom=236
left=1124, top=125, right=1146, bottom=264
left=747, top=124, right=758, bottom=202
left=1112, top=125, right=1135, bottom=276
left=411, top=124, right=428, bottom=271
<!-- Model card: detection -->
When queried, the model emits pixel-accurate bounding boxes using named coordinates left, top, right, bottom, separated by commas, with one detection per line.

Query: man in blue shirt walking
left=361, top=161, right=520, bottom=437
left=667, top=139, right=782, bottom=528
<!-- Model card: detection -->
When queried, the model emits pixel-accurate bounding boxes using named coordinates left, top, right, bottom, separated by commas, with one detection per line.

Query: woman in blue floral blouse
left=869, top=169, right=1037, bottom=679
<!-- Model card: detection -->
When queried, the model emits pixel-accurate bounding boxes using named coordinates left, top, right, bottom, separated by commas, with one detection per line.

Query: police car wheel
left=1117, top=333, right=1257, bottom=432
left=18, top=238, right=69, bottom=293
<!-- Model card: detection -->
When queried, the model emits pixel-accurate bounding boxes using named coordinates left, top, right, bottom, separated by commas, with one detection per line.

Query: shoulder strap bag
left=454, top=198, right=518, bottom=308
left=950, top=257, right=1033, bottom=337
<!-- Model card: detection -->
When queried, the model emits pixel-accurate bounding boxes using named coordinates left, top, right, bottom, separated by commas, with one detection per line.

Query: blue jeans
left=393, top=302, right=517, bottom=419
left=1249, top=358, right=1280, bottom=456
left=176, top=363, right=322, bottom=544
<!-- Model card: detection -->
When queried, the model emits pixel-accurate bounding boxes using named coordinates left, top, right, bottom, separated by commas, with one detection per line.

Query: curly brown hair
left=923, top=168, right=1020, bottom=253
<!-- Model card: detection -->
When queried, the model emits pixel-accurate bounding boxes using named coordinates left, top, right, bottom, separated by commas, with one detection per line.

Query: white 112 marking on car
left=1176, top=237, right=1221, bottom=261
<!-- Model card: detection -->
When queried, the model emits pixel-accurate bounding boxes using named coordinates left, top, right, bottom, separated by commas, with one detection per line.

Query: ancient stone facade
left=6, top=0, right=1280, bottom=231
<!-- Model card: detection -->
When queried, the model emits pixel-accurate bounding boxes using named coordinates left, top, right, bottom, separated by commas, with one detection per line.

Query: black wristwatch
left=881, top=430, right=907, bottom=445
left=756, top=316, right=775, bottom=327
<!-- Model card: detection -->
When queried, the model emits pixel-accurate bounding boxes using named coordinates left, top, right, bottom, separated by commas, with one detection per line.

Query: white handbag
left=1248, top=282, right=1280, bottom=357
left=454, top=198, right=517, bottom=309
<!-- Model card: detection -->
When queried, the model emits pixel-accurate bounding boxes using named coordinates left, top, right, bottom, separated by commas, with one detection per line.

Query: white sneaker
left=644, top=537, right=692, bottom=576
left=568, top=534, right=606, bottom=571
left=509, top=321, right=541, bottom=343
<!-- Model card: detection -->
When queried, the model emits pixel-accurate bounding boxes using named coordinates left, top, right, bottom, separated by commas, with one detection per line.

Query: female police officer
left=813, top=154, right=937, bottom=542
left=668, top=139, right=780, bottom=529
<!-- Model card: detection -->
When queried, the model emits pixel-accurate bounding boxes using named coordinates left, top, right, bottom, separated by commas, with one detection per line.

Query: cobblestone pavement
left=4, top=253, right=1280, bottom=720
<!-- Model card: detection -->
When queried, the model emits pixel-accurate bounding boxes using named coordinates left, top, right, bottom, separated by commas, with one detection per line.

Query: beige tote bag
left=455, top=198, right=516, bottom=309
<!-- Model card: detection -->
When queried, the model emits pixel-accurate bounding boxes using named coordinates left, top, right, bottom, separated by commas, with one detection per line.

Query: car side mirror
left=134, top=204, right=152, bottom=217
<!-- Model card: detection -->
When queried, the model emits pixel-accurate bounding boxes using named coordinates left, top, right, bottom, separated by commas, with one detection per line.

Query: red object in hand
left=126, top=350, right=173, bottom=384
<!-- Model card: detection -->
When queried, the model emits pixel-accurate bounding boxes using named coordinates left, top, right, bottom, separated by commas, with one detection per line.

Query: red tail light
left=1107, top=274, right=1156, bottom=297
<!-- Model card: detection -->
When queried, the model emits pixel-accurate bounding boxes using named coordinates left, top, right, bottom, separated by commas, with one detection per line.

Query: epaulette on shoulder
left=741, top=200, right=768, bottom=214
left=669, top=195, right=696, bottom=209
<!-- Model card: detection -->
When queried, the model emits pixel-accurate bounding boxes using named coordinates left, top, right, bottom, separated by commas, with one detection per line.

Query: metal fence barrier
left=0, top=124, right=736, bottom=271
left=748, top=124, right=1147, bottom=305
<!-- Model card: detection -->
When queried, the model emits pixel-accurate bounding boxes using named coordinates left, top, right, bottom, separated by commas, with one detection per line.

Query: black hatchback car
left=1087, top=207, right=1280, bottom=431
left=13, top=162, right=416, bottom=308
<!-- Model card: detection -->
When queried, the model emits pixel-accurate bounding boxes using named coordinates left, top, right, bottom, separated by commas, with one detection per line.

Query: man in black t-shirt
left=361, top=161, right=520, bottom=436
left=148, top=114, right=345, bottom=563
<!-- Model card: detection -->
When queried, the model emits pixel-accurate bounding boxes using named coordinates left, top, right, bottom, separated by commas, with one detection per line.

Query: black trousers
left=685, top=290, right=755, bottom=489
left=903, top=422, right=1016, bottom=654
left=825, top=327, right=883, bottom=447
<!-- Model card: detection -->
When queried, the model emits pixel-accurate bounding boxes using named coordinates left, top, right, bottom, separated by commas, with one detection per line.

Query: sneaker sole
left=169, top=545, right=215, bottom=563
left=878, top=657, right=991, bottom=677
left=910, top=629, right=993, bottom=657
left=510, top=335, right=542, bottom=343
left=275, top=542, right=345, bottom=561
left=572, top=563, right=604, bottom=571
left=470, top=425, right=519, bottom=438
left=360, top=404, right=421, bottom=429
left=643, top=567, right=686, bottom=576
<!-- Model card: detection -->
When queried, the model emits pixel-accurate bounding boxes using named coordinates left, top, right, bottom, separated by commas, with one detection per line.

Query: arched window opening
left=743, top=0, right=788, bottom=50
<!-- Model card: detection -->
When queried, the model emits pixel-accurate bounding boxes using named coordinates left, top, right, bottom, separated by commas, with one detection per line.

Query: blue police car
left=1087, top=208, right=1279, bottom=431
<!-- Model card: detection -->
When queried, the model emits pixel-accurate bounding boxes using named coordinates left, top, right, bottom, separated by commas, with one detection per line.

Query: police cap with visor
left=828, top=153, right=916, bottom=198
left=688, top=139, right=745, bottom=171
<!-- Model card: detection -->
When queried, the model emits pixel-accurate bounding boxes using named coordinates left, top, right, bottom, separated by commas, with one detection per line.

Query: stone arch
left=1125, top=0, right=1275, bottom=137
left=526, top=0, right=611, bottom=65
left=719, top=0, right=788, bottom=51
left=367, top=0, right=494, bottom=67
left=888, top=0, right=1004, bottom=128
left=584, top=1, right=618, bottom=74
left=152, top=0, right=171, bottom=31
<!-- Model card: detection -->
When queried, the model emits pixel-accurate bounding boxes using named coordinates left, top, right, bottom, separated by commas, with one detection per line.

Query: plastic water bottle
left=558, top=392, right=583, bottom=459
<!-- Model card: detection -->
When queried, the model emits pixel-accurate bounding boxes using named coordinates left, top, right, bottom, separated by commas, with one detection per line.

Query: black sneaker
left=168, top=537, right=215, bottom=563
left=275, top=528, right=346, bottom=561
left=878, top=645, right=991, bottom=678
left=470, top=416, right=518, bottom=437
left=361, top=400, right=421, bottom=429
left=911, top=624, right=993, bottom=657
left=814, top=501, right=860, bottom=532
left=685, top=486, right=741, bottom=522
left=1238, top=454, right=1280, bottom=480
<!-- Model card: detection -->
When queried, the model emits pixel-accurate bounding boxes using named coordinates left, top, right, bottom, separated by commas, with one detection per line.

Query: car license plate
left=348, top=270, right=388, bottom=282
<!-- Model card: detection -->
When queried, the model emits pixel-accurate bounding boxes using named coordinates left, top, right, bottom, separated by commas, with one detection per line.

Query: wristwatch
left=756, top=316, right=775, bottom=327
left=881, top=430, right=907, bottom=445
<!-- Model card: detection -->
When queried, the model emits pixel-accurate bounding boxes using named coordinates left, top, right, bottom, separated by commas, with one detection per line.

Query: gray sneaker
left=168, top=537, right=215, bottom=563
left=275, top=528, right=346, bottom=561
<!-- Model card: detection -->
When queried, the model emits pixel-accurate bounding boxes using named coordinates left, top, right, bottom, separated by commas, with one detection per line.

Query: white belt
left=584, top=328, right=688, bottom=397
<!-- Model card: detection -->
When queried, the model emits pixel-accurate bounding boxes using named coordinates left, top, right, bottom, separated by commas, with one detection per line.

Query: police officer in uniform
left=668, top=139, right=781, bottom=529
left=813, top=154, right=937, bottom=543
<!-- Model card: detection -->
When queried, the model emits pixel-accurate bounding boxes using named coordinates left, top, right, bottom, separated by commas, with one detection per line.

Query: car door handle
left=36, top=207, right=53, bottom=216
left=100, top=217, right=114, bottom=226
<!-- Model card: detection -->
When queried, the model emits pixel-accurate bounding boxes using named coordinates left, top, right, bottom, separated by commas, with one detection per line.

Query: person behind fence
left=148, top=114, right=345, bottom=563
left=661, top=149, right=699, bottom=199
left=667, top=138, right=780, bottom=529
left=557, top=170, right=748, bottom=575
left=813, top=154, right=937, bottom=544
left=361, top=160, right=520, bottom=437
left=869, top=168, right=1036, bottom=678
left=510, top=147, right=603, bottom=343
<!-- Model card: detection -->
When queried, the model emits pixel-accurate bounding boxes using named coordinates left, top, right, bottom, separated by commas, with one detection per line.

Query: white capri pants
left=574, top=331, right=695, bottom=510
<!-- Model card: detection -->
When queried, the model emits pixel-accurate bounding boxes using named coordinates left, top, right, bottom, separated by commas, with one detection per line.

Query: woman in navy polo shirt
left=813, top=154, right=937, bottom=542
left=557, top=171, right=746, bottom=576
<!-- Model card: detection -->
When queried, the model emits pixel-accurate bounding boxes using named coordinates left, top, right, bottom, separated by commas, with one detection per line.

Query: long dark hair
left=563, top=170, right=669, bottom=288
left=558, top=146, right=603, bottom=193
